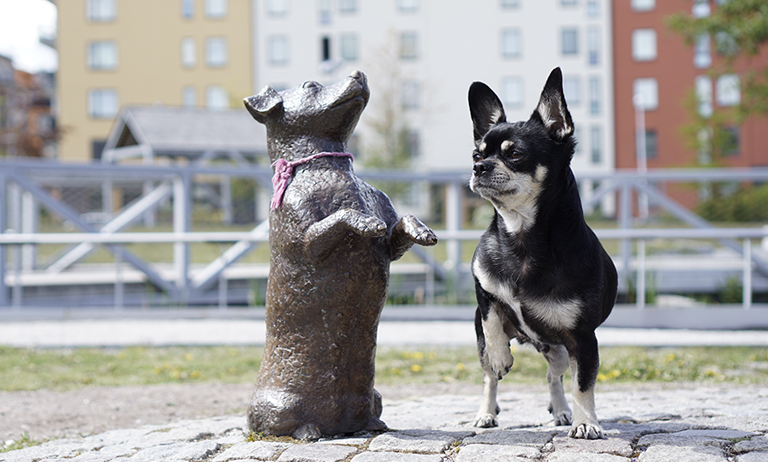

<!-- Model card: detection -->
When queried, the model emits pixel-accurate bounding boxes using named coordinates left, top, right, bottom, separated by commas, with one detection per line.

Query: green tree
left=667, top=0, right=768, bottom=166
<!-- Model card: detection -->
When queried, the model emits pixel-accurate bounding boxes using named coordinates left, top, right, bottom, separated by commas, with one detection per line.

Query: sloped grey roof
left=105, top=105, right=267, bottom=158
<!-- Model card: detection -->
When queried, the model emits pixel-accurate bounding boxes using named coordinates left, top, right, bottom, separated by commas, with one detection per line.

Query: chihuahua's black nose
left=473, top=161, right=493, bottom=176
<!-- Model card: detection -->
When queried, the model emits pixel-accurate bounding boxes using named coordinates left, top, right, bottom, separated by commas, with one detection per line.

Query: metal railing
left=0, top=159, right=766, bottom=312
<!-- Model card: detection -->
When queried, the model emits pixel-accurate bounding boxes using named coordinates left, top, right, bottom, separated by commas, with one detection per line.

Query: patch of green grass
left=0, top=432, right=47, bottom=453
left=0, top=346, right=263, bottom=391
left=1, top=345, right=767, bottom=392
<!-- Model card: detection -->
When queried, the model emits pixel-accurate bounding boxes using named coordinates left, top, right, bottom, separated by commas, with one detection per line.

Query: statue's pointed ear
left=468, top=81, right=506, bottom=145
left=243, top=86, right=283, bottom=124
left=533, top=67, right=574, bottom=140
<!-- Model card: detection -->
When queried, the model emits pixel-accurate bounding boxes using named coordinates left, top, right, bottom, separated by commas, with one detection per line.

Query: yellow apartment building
left=56, top=0, right=253, bottom=162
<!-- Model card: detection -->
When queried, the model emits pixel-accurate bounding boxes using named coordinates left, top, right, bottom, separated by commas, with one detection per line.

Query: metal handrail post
left=445, top=181, right=462, bottom=280
left=174, top=171, right=192, bottom=303
left=637, top=239, right=646, bottom=309
left=744, top=239, right=752, bottom=309
left=0, top=174, right=7, bottom=307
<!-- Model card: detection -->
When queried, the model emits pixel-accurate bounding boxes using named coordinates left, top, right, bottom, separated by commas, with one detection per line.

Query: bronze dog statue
left=243, top=70, right=438, bottom=439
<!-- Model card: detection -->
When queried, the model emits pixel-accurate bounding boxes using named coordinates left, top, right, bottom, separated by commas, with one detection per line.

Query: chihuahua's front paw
left=568, top=422, right=603, bottom=439
left=548, top=403, right=572, bottom=426
left=473, top=413, right=498, bottom=428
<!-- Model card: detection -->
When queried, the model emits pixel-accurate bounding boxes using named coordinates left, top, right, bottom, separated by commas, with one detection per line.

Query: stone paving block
left=351, top=451, right=444, bottom=462
left=212, top=441, right=292, bottom=461
left=455, top=443, right=539, bottom=461
left=552, top=435, right=634, bottom=457
left=68, top=444, right=137, bottom=462
left=463, top=429, right=558, bottom=447
left=0, top=440, right=90, bottom=462
left=277, top=443, right=358, bottom=462
left=124, top=441, right=220, bottom=462
left=637, top=429, right=757, bottom=449
left=638, top=444, right=726, bottom=462
left=367, top=429, right=474, bottom=454
left=734, top=435, right=768, bottom=454
left=317, top=436, right=371, bottom=447
left=736, top=452, right=768, bottom=462
left=547, top=452, right=631, bottom=462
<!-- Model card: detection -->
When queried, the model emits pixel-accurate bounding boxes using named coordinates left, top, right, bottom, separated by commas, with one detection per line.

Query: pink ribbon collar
left=270, top=152, right=354, bottom=210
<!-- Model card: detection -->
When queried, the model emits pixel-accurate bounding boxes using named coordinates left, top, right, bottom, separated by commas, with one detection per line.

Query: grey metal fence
left=0, top=159, right=766, bottom=320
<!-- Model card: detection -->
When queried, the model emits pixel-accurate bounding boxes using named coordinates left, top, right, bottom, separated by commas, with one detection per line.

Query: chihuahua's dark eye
left=472, top=152, right=482, bottom=163
left=510, top=150, right=523, bottom=160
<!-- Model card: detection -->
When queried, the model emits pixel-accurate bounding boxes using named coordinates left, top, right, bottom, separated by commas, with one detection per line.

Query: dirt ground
left=0, top=382, right=487, bottom=444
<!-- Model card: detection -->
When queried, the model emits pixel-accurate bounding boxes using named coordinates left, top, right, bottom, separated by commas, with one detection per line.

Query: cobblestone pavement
left=3, top=385, right=768, bottom=462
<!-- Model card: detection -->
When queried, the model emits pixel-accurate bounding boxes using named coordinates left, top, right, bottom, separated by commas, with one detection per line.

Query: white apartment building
left=252, top=0, right=614, bottom=178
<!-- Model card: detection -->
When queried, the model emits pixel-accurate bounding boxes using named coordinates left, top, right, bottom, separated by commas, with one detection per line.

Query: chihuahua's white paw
left=550, top=408, right=573, bottom=427
left=473, top=413, right=498, bottom=428
left=568, top=422, right=603, bottom=439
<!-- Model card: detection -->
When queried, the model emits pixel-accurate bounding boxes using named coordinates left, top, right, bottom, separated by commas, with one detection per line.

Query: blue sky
left=0, top=0, right=57, bottom=73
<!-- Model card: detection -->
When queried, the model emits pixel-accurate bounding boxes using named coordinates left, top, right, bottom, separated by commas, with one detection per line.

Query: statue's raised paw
left=403, top=215, right=438, bottom=246
left=343, top=210, right=387, bottom=238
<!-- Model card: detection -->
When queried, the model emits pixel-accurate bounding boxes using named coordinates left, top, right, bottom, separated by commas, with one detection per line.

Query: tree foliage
left=667, top=0, right=768, bottom=121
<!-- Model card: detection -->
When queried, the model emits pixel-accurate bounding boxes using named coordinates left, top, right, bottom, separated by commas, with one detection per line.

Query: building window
left=587, top=26, right=600, bottom=65
left=181, top=37, right=196, bottom=68
left=318, top=0, right=332, bottom=24
left=182, top=86, right=197, bottom=107
left=397, top=0, right=419, bottom=12
left=716, top=74, right=740, bottom=107
left=501, top=76, right=524, bottom=108
left=563, top=75, right=581, bottom=105
left=694, top=35, right=711, bottom=68
left=589, top=76, right=601, bottom=115
left=87, top=41, right=117, bottom=70
left=86, top=0, right=116, bottom=22
left=500, top=0, right=520, bottom=8
left=632, top=29, right=657, bottom=61
left=401, top=80, right=419, bottom=109
left=205, top=0, right=227, bottom=18
left=399, top=31, right=418, bottom=59
left=205, top=37, right=228, bottom=67
left=267, top=35, right=289, bottom=65
left=501, top=28, right=522, bottom=59
left=715, top=31, right=739, bottom=57
left=206, top=86, right=229, bottom=110
left=590, top=125, right=602, bottom=164
left=561, top=28, right=579, bottom=56
left=321, top=36, right=331, bottom=62
left=88, top=88, right=118, bottom=119
left=266, top=0, right=289, bottom=16
left=405, top=130, right=420, bottom=158
left=721, top=126, right=740, bottom=157
left=340, top=33, right=358, bottom=61
left=586, top=0, right=599, bottom=16
left=692, top=0, right=710, bottom=18
left=631, top=0, right=654, bottom=11
left=339, top=0, right=357, bottom=13
left=645, top=130, right=658, bottom=159
left=181, top=0, right=194, bottom=18
left=633, top=78, right=658, bottom=110
left=695, top=75, right=713, bottom=117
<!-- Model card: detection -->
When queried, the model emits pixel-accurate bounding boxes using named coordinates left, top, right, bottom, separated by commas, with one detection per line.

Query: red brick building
left=613, top=0, right=768, bottom=173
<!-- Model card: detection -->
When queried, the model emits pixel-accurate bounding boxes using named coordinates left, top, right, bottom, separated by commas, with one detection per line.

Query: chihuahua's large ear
left=468, top=82, right=506, bottom=145
left=533, top=68, right=574, bottom=140
left=243, top=86, right=283, bottom=124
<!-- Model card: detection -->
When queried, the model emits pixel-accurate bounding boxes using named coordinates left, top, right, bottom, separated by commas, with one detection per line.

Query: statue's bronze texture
left=243, top=71, right=437, bottom=440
